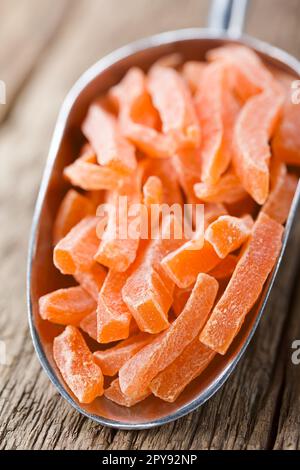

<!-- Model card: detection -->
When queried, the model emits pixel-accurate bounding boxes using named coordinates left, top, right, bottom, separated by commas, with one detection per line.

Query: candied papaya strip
left=122, top=215, right=185, bottom=333
left=63, top=152, right=120, bottom=191
left=39, top=286, right=96, bottom=326
left=110, top=67, right=174, bottom=158
left=207, top=45, right=277, bottom=100
left=150, top=338, right=216, bottom=402
left=94, top=168, right=142, bottom=272
left=53, top=189, right=95, bottom=244
left=53, top=326, right=103, bottom=403
left=143, top=176, right=163, bottom=206
left=203, top=202, right=228, bottom=228
left=172, top=285, right=193, bottom=317
left=104, top=379, right=150, bottom=407
left=74, top=263, right=107, bottom=301
left=205, top=215, right=253, bottom=259
left=233, top=90, right=284, bottom=204
left=262, top=160, right=298, bottom=224
left=93, top=332, right=152, bottom=376
left=148, top=65, right=200, bottom=149
left=208, top=254, right=238, bottom=280
left=161, top=227, right=222, bottom=289
left=82, top=103, right=136, bottom=175
left=119, top=273, right=218, bottom=399
left=80, top=310, right=97, bottom=341
left=200, top=212, right=283, bottom=355
left=194, top=169, right=247, bottom=204
left=144, top=158, right=183, bottom=205
left=181, top=61, right=206, bottom=94
left=54, top=216, right=99, bottom=275
left=272, top=91, right=300, bottom=165
left=97, top=269, right=133, bottom=343
left=172, top=147, right=202, bottom=200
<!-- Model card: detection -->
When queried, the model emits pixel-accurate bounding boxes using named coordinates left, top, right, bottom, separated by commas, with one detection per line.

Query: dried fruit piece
left=97, top=270, right=133, bottom=343
left=143, top=176, right=163, bottom=206
left=194, top=169, right=247, bottom=204
left=54, top=216, right=99, bottom=275
left=182, top=61, right=206, bottom=93
left=200, top=212, right=283, bottom=354
left=80, top=310, right=97, bottom=341
left=161, top=231, right=222, bottom=289
left=111, top=67, right=174, bottom=158
left=172, top=285, right=193, bottom=317
left=104, top=379, right=150, bottom=407
left=53, top=189, right=95, bottom=244
left=82, top=103, right=136, bottom=175
left=207, top=45, right=276, bottom=100
left=64, top=152, right=120, bottom=191
left=119, top=273, right=218, bottom=399
left=233, top=90, right=284, bottom=204
left=209, top=254, right=238, bottom=280
left=74, top=263, right=107, bottom=301
left=94, top=168, right=142, bottom=272
left=53, top=326, right=103, bottom=403
left=262, top=158, right=298, bottom=224
left=172, top=147, right=202, bottom=200
left=150, top=338, right=216, bottom=402
left=39, top=286, right=96, bottom=325
left=205, top=215, right=253, bottom=259
left=148, top=65, right=200, bottom=148
left=122, top=215, right=184, bottom=333
left=93, top=333, right=151, bottom=376
left=145, top=158, right=183, bottom=205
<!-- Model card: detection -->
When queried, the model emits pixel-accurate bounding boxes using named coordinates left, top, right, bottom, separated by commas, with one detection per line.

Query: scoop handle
left=208, top=0, right=248, bottom=36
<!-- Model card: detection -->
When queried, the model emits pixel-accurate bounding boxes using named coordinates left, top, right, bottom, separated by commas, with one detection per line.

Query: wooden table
left=1, top=0, right=300, bottom=450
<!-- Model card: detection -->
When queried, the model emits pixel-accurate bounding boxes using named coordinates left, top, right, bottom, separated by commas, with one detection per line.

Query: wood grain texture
left=0, top=0, right=300, bottom=450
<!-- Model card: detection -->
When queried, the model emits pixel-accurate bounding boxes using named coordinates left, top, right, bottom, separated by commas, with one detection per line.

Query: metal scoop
left=27, top=0, right=300, bottom=429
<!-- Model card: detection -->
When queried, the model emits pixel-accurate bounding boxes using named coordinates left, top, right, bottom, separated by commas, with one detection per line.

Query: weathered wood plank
left=0, top=0, right=300, bottom=450
left=0, top=0, right=71, bottom=122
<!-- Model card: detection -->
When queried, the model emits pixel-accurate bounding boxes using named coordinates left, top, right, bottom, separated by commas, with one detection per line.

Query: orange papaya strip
left=144, top=158, right=183, bottom=205
left=122, top=215, right=184, bottom=333
left=104, top=379, right=150, bottom=407
left=110, top=67, right=174, bottom=158
left=233, top=90, right=284, bottom=204
left=82, top=103, right=136, bottom=175
left=53, top=326, right=103, bottom=403
left=97, top=269, right=133, bottom=343
left=148, top=65, right=200, bottom=149
left=39, top=286, right=96, bottom=326
left=63, top=152, right=120, bottom=191
left=80, top=310, right=97, bottom=341
left=172, top=285, right=193, bottom=317
left=262, top=160, right=298, bottom=224
left=143, top=176, right=163, bottom=206
left=161, top=229, right=222, bottom=289
left=119, top=273, right=218, bottom=399
left=207, top=45, right=277, bottom=100
left=272, top=91, right=300, bottom=166
left=205, top=214, right=253, bottom=259
left=54, top=216, right=99, bottom=275
left=93, top=332, right=152, bottom=376
left=53, top=189, right=95, bottom=244
left=181, top=61, right=207, bottom=94
left=94, top=168, right=142, bottom=272
left=208, top=254, right=238, bottom=280
left=74, top=263, right=107, bottom=301
left=172, top=147, right=202, bottom=200
left=200, top=212, right=283, bottom=354
left=194, top=169, right=247, bottom=204
left=150, top=338, right=216, bottom=402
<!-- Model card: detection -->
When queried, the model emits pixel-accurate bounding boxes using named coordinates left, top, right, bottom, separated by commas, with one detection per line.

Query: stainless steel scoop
left=27, top=0, right=300, bottom=429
